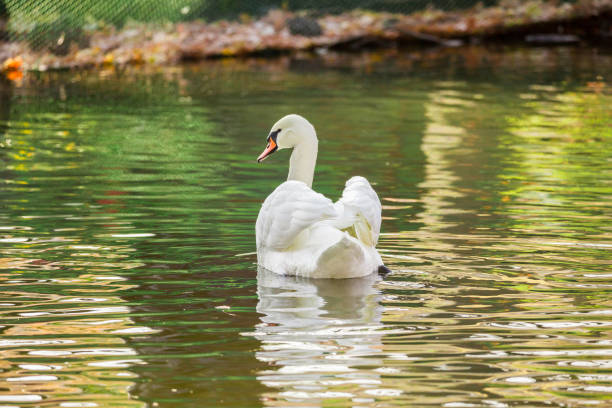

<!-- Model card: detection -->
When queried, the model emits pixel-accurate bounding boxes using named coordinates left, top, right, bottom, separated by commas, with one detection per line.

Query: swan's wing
left=336, top=176, right=382, bottom=246
left=256, top=181, right=337, bottom=250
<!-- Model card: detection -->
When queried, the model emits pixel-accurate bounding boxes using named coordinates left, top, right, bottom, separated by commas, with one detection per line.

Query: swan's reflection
left=253, top=267, right=385, bottom=405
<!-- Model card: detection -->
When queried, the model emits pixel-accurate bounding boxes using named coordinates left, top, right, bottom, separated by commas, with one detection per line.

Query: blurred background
left=2, top=0, right=607, bottom=55
left=1, top=0, right=512, bottom=32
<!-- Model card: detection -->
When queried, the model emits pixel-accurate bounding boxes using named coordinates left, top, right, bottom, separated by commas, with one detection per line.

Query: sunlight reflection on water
left=0, top=46, right=611, bottom=407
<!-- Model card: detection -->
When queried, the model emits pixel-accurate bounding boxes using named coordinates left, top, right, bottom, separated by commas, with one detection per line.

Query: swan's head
left=257, top=114, right=316, bottom=163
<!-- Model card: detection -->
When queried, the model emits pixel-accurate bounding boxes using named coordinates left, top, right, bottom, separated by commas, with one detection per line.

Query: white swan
left=255, top=114, right=388, bottom=279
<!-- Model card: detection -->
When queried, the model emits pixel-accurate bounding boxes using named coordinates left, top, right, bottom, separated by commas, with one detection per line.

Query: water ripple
left=1, top=46, right=611, bottom=407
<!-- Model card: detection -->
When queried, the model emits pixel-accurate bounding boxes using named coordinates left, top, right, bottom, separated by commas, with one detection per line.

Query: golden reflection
left=375, top=79, right=612, bottom=406
left=416, top=87, right=472, bottom=231
left=0, top=271, right=147, bottom=407
left=380, top=85, right=477, bottom=265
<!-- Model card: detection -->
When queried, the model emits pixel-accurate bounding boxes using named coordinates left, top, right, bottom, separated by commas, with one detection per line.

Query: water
left=0, top=45, right=611, bottom=407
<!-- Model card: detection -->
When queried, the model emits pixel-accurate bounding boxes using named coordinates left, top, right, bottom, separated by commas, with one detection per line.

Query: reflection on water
left=0, top=45, right=611, bottom=407
left=0, top=267, right=145, bottom=407
left=252, top=268, right=388, bottom=406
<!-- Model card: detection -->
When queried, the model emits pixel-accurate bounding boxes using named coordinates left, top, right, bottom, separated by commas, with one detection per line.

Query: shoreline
left=1, top=0, right=611, bottom=75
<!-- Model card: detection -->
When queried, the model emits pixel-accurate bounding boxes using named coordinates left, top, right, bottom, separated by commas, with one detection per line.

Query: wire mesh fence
left=2, top=0, right=587, bottom=55
left=4, top=0, right=503, bottom=48
left=5, top=0, right=506, bottom=24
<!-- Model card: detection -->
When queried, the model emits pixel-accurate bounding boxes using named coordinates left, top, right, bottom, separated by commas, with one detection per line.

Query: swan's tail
left=333, top=204, right=375, bottom=247
left=334, top=176, right=382, bottom=248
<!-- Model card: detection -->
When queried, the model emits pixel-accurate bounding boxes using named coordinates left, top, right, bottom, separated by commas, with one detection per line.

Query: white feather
left=256, top=181, right=337, bottom=250
left=336, top=176, right=381, bottom=246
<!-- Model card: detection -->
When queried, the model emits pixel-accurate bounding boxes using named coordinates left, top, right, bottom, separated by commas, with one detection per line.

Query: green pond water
left=0, top=46, right=611, bottom=408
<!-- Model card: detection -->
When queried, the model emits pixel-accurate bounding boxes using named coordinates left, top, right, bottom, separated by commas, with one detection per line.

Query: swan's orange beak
left=257, top=138, right=277, bottom=163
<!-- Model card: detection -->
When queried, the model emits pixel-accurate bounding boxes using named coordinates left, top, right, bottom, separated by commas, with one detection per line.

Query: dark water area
left=0, top=46, right=611, bottom=407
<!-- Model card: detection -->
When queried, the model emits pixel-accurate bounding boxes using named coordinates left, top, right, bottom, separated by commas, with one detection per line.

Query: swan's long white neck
left=287, top=128, right=318, bottom=188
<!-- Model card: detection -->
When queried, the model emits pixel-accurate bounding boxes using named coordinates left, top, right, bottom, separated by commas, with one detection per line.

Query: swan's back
left=256, top=178, right=383, bottom=279
left=256, top=181, right=337, bottom=250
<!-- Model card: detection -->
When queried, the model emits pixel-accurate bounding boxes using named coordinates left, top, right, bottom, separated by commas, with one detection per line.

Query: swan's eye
left=267, top=129, right=281, bottom=143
